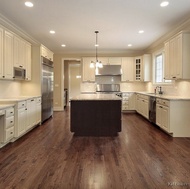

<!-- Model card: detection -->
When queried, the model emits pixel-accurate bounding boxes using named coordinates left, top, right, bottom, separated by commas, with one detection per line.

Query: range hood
left=95, top=65, right=122, bottom=76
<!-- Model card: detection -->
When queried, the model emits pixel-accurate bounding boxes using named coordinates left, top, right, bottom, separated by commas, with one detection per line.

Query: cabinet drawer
left=5, top=116, right=14, bottom=129
left=156, top=98, right=169, bottom=106
left=5, top=127, right=14, bottom=142
left=122, top=105, right=129, bottom=110
left=122, top=101, right=129, bottom=105
left=0, top=109, right=5, bottom=116
left=5, top=107, right=14, bottom=117
left=36, top=97, right=41, bottom=103
left=18, top=101, right=26, bottom=109
left=123, top=97, right=129, bottom=101
left=123, top=93, right=130, bottom=97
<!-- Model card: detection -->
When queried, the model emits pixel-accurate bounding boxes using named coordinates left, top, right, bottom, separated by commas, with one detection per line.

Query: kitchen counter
left=0, top=96, right=41, bottom=103
left=0, top=104, right=15, bottom=110
left=71, top=94, right=121, bottom=101
left=136, top=92, right=190, bottom=100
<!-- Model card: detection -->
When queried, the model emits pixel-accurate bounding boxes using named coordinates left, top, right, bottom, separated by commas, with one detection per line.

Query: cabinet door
left=19, top=39, right=26, bottom=69
left=175, top=34, right=182, bottom=78
left=25, top=42, right=31, bottom=80
left=108, top=57, right=122, bottom=65
left=128, top=93, right=135, bottom=110
left=169, top=38, right=176, bottom=79
left=143, top=100, right=149, bottom=119
left=156, top=104, right=162, bottom=127
left=121, top=57, right=134, bottom=81
left=13, top=36, right=20, bottom=68
left=17, top=107, right=27, bottom=136
left=135, top=57, right=141, bottom=81
left=142, top=54, right=151, bottom=82
left=4, top=31, right=13, bottom=79
left=0, top=27, right=3, bottom=78
left=164, top=42, right=170, bottom=79
left=82, top=57, right=95, bottom=82
left=26, top=99, right=36, bottom=131
left=36, top=102, right=41, bottom=124
left=161, top=106, right=169, bottom=132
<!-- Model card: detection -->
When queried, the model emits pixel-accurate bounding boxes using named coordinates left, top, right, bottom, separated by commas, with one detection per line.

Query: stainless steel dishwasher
left=149, top=96, right=156, bottom=123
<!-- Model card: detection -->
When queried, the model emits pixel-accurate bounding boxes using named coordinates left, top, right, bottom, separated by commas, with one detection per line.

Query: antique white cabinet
left=136, top=94, right=149, bottom=119
left=121, top=57, right=134, bottom=81
left=4, top=30, right=14, bottom=79
left=82, top=57, right=95, bottom=82
left=0, top=27, right=3, bottom=78
left=134, top=54, right=151, bottom=82
left=164, top=32, right=190, bottom=80
left=122, top=92, right=135, bottom=111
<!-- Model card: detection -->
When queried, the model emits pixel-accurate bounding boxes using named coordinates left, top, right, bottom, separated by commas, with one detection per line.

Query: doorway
left=69, top=63, right=81, bottom=101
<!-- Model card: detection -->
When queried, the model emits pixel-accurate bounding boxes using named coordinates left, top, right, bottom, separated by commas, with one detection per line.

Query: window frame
left=152, top=49, right=173, bottom=86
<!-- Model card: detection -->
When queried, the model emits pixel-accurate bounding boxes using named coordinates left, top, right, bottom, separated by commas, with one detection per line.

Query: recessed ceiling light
left=61, top=44, right=66, bottom=47
left=49, top=30, right=55, bottom=34
left=25, top=1, right=33, bottom=7
left=160, top=1, right=169, bottom=7
left=138, top=30, right=144, bottom=34
left=128, top=44, right=132, bottom=47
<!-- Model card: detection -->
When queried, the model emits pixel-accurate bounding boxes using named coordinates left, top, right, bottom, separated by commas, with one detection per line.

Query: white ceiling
left=0, top=0, right=190, bottom=55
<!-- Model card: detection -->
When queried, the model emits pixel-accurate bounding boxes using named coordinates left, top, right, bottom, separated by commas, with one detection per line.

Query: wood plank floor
left=0, top=108, right=190, bottom=189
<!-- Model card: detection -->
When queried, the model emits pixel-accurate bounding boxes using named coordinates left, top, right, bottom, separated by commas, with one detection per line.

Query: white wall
left=0, top=80, right=22, bottom=98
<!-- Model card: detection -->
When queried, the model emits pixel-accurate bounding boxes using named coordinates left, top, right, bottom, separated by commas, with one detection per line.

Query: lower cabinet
left=156, top=99, right=170, bottom=132
left=0, top=106, right=15, bottom=148
left=122, top=92, right=135, bottom=111
left=136, top=94, right=149, bottom=119
left=15, top=97, right=41, bottom=139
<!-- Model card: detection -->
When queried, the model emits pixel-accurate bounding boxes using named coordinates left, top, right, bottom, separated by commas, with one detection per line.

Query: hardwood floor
left=0, top=109, right=190, bottom=189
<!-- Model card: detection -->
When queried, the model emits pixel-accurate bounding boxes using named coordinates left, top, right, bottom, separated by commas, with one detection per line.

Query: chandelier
left=90, top=31, right=103, bottom=68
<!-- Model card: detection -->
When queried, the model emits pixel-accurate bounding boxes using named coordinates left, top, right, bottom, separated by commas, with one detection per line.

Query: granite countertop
left=136, top=92, right=190, bottom=100
left=0, top=104, right=15, bottom=110
left=0, top=96, right=41, bottom=103
left=71, top=94, right=121, bottom=101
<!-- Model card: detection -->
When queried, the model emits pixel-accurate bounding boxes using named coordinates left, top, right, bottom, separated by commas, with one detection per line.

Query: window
left=154, top=50, right=171, bottom=84
left=155, top=54, right=163, bottom=83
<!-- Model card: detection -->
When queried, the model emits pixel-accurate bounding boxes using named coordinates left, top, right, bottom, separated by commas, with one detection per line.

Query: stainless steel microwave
left=13, top=67, right=26, bottom=80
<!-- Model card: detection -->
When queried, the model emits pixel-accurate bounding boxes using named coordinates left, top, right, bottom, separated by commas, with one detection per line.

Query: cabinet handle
left=159, top=106, right=163, bottom=108
left=10, top=132, right=13, bottom=134
left=31, top=99, right=34, bottom=102
left=10, top=121, right=13, bottom=123
left=19, top=65, right=23, bottom=68
left=10, top=112, right=13, bottom=114
left=172, top=76, right=176, bottom=78
left=25, top=108, right=27, bottom=110
left=2, top=76, right=5, bottom=78
left=22, top=104, right=25, bottom=106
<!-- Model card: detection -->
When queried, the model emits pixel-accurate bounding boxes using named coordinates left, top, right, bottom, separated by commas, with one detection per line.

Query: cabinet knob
left=2, top=76, right=5, bottom=78
left=10, top=132, right=13, bottom=134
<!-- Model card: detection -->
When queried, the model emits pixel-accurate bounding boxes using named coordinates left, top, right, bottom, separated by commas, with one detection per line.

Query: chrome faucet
left=155, top=86, right=163, bottom=95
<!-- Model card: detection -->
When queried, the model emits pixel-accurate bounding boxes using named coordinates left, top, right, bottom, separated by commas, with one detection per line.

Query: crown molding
left=146, top=16, right=190, bottom=52
left=0, top=13, right=39, bottom=45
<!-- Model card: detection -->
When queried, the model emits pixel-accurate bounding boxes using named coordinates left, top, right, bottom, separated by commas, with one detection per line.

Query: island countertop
left=71, top=94, right=121, bottom=101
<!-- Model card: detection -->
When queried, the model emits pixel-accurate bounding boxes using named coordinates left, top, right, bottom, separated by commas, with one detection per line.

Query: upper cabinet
left=164, top=32, right=190, bottom=80
left=13, top=36, right=26, bottom=69
left=4, top=31, right=14, bottom=79
left=82, top=57, right=95, bottom=82
left=121, top=57, right=134, bottom=82
left=0, top=26, right=32, bottom=81
left=134, top=54, right=151, bottom=82
left=41, top=45, right=54, bottom=61
left=0, top=28, right=3, bottom=78
left=108, top=57, right=122, bottom=65
left=25, top=42, right=31, bottom=81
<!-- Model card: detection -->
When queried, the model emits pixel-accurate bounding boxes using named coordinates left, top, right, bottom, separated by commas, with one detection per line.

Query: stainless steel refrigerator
left=41, top=56, right=54, bottom=123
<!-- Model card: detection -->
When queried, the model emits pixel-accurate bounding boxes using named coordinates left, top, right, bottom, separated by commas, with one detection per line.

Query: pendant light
left=90, top=31, right=103, bottom=68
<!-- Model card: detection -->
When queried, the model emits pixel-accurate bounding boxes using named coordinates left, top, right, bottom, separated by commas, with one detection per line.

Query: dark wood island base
left=70, top=94, right=122, bottom=136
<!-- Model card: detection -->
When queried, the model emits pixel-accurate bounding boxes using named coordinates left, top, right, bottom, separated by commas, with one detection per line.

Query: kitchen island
left=70, top=94, right=122, bottom=136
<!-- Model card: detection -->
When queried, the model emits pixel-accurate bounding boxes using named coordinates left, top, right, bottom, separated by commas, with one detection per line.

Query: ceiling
left=0, top=0, right=190, bottom=55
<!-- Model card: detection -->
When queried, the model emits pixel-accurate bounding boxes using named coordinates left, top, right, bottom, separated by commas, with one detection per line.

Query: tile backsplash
left=146, top=80, right=190, bottom=97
